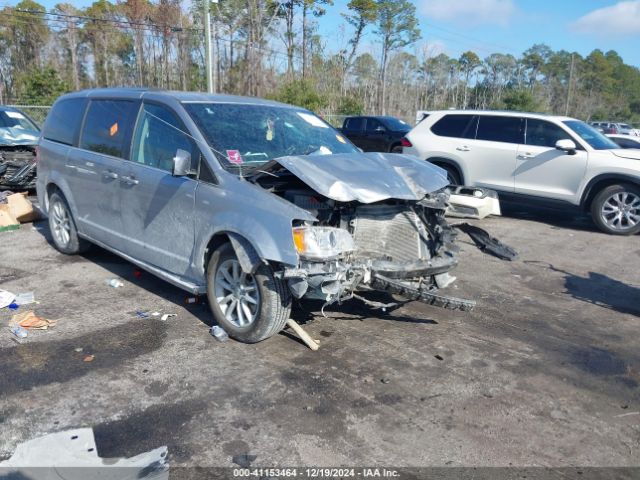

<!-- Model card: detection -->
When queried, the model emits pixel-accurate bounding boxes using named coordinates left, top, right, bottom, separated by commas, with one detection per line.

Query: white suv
left=403, top=110, right=640, bottom=235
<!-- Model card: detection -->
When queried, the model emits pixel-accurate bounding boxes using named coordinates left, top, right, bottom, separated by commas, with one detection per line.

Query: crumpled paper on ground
left=10, top=310, right=57, bottom=330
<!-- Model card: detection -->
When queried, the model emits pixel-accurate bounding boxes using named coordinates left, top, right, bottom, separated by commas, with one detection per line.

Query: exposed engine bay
left=251, top=162, right=476, bottom=311
left=0, top=146, right=37, bottom=191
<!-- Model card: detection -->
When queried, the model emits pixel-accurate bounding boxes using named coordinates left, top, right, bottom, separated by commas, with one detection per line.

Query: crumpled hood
left=0, top=127, right=39, bottom=146
left=612, top=149, right=640, bottom=161
left=273, top=152, right=449, bottom=203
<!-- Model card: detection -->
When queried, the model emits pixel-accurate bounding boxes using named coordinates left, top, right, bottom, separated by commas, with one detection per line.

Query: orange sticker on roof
left=109, top=123, right=118, bottom=136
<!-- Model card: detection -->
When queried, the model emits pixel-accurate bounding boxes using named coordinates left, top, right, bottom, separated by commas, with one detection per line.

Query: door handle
left=517, top=153, right=535, bottom=159
left=102, top=170, right=118, bottom=180
left=456, top=146, right=471, bottom=152
left=121, top=175, right=139, bottom=185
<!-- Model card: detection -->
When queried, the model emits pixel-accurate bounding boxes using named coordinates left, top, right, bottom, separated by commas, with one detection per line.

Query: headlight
left=292, top=226, right=356, bottom=260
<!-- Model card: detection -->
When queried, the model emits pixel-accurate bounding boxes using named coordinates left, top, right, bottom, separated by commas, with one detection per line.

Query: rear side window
left=80, top=100, right=138, bottom=158
left=476, top=115, right=524, bottom=144
left=344, top=117, right=365, bottom=132
left=431, top=114, right=477, bottom=139
left=42, top=98, right=87, bottom=146
left=525, top=119, right=572, bottom=148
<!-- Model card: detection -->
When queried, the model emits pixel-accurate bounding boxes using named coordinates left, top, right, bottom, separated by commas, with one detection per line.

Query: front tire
left=48, top=192, right=90, bottom=254
left=590, top=184, right=640, bottom=235
left=206, top=243, right=291, bottom=343
left=433, top=163, right=461, bottom=186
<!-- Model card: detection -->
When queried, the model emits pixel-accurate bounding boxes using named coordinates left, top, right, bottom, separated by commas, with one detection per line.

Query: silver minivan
left=37, top=89, right=471, bottom=342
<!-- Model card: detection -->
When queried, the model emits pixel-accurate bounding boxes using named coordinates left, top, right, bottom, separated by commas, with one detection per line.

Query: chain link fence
left=5, top=105, right=52, bottom=126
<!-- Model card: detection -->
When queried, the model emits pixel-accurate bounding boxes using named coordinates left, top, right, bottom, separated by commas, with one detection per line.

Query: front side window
left=525, top=119, right=573, bottom=148
left=80, top=100, right=138, bottom=158
left=365, top=118, right=384, bottom=133
left=431, top=114, right=477, bottom=139
left=184, top=103, right=359, bottom=172
left=476, top=116, right=524, bottom=144
left=131, top=103, right=198, bottom=172
left=42, top=98, right=86, bottom=146
left=563, top=120, right=619, bottom=150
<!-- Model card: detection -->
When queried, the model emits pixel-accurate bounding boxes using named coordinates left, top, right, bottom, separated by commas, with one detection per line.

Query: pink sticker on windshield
left=226, top=150, right=243, bottom=165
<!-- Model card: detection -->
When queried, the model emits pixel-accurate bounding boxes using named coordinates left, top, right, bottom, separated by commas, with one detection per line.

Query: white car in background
left=402, top=110, right=640, bottom=235
left=607, top=134, right=640, bottom=149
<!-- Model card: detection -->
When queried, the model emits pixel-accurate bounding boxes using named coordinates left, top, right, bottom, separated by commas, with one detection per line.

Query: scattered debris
left=0, top=204, right=19, bottom=232
left=7, top=302, right=19, bottom=310
left=210, top=325, right=229, bottom=342
left=286, top=318, right=319, bottom=351
left=434, top=354, right=444, bottom=361
left=10, top=310, right=56, bottom=330
left=83, top=354, right=95, bottom=362
left=135, top=310, right=150, bottom=318
left=380, top=378, right=391, bottom=384
left=160, top=313, right=176, bottom=321
left=14, top=291, right=35, bottom=305
left=454, top=223, right=518, bottom=261
left=0, top=428, right=169, bottom=479
left=105, top=278, right=124, bottom=288
left=151, top=311, right=161, bottom=317
left=74, top=347, right=83, bottom=353
left=0, top=289, right=15, bottom=309
left=10, top=325, right=27, bottom=339
left=447, top=186, right=501, bottom=219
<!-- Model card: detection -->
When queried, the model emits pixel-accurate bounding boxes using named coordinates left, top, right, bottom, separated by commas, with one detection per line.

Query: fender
left=580, top=173, right=640, bottom=207
left=227, top=232, right=262, bottom=274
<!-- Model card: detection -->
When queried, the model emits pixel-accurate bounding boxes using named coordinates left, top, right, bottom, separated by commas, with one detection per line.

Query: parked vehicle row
left=590, top=121, right=640, bottom=136
left=403, top=110, right=640, bottom=235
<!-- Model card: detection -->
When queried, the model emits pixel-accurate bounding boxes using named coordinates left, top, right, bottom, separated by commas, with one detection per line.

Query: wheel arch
left=427, top=157, right=465, bottom=184
left=203, top=231, right=264, bottom=276
left=580, top=174, right=640, bottom=210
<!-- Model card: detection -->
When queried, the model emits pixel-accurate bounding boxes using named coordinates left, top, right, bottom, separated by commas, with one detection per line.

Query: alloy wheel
left=51, top=201, right=71, bottom=247
left=600, top=191, right=640, bottom=231
left=214, top=259, right=260, bottom=328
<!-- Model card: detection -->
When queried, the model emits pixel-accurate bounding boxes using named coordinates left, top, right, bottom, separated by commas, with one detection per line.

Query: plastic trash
left=8, top=302, right=19, bottom=310
left=0, top=289, right=15, bottom=309
left=106, top=278, right=124, bottom=288
left=160, top=314, right=176, bottom=321
left=10, top=325, right=27, bottom=339
left=14, top=292, right=35, bottom=306
left=210, top=325, right=229, bottom=342
left=136, top=311, right=150, bottom=318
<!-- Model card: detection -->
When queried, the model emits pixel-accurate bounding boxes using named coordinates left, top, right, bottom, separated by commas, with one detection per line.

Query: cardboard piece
left=0, top=204, right=19, bottom=232
left=6, top=192, right=38, bottom=223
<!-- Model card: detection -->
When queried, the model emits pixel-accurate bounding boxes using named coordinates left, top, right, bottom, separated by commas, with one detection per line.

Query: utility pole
left=565, top=53, right=575, bottom=116
left=204, top=0, right=218, bottom=93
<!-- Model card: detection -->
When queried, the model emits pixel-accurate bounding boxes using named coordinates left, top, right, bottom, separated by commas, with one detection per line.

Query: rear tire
left=590, top=184, right=640, bottom=235
left=390, top=144, right=403, bottom=153
left=48, top=192, right=90, bottom=254
left=206, top=243, right=291, bottom=343
left=433, top=163, right=461, bottom=186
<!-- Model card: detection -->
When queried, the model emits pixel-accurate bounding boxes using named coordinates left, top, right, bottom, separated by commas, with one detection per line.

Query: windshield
left=184, top=103, right=359, bottom=170
left=563, top=120, right=620, bottom=150
left=0, top=109, right=40, bottom=145
left=382, top=117, right=410, bottom=131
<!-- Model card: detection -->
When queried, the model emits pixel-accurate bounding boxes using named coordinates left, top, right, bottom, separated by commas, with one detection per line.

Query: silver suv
left=403, top=110, right=640, bottom=235
left=37, top=89, right=472, bottom=343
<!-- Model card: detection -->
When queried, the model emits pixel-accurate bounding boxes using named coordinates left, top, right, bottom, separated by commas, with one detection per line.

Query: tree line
left=1, top=0, right=639, bottom=124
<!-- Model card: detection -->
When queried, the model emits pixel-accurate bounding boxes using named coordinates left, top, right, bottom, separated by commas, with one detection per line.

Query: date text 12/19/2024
left=233, top=468, right=400, bottom=478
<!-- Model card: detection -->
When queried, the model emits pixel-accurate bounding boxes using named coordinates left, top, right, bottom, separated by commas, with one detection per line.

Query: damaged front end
left=252, top=153, right=475, bottom=312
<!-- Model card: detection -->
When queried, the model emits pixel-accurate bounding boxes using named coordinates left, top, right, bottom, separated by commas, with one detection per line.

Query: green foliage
left=500, top=89, right=540, bottom=112
left=16, top=66, right=70, bottom=105
left=268, top=79, right=328, bottom=112
left=375, top=0, right=420, bottom=53
left=336, top=96, right=364, bottom=115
